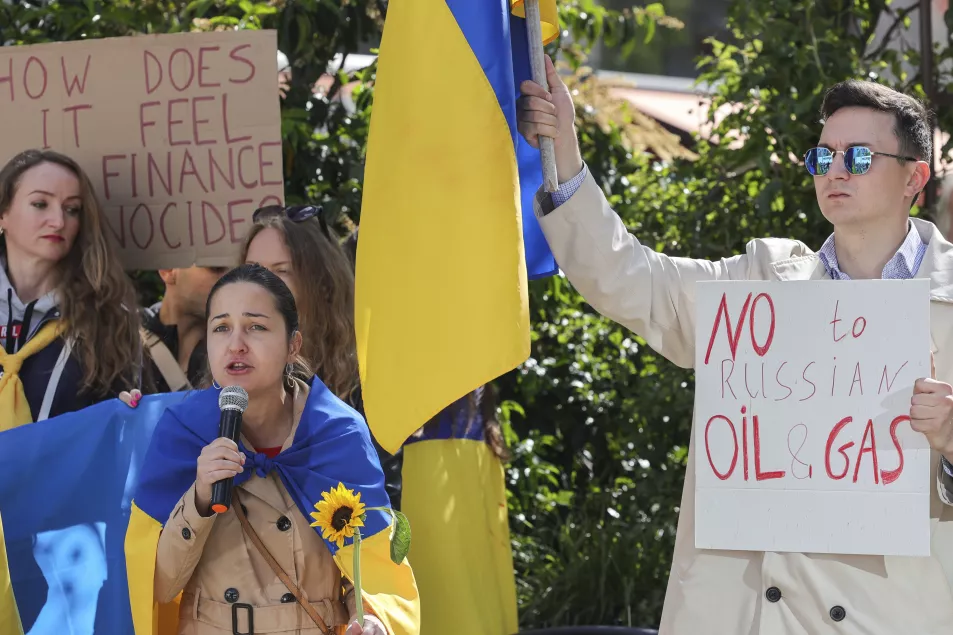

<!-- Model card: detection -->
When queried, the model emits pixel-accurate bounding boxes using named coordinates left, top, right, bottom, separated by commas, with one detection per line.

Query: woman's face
left=245, top=228, right=298, bottom=302
left=0, top=162, right=82, bottom=266
left=206, top=281, right=298, bottom=395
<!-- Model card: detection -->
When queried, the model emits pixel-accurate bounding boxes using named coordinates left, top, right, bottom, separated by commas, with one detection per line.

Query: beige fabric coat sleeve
left=154, top=482, right=217, bottom=604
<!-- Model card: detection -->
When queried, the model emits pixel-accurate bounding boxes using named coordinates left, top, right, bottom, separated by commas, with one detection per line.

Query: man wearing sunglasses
left=518, top=57, right=953, bottom=635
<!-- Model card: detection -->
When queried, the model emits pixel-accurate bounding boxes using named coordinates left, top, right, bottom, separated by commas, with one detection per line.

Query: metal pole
left=920, top=0, right=937, bottom=210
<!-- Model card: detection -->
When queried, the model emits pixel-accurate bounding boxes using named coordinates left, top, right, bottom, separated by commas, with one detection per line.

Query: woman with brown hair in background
left=0, top=149, right=141, bottom=426
left=240, top=205, right=403, bottom=508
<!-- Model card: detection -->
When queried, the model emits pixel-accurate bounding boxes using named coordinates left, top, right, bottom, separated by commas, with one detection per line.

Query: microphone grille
left=218, top=385, right=249, bottom=412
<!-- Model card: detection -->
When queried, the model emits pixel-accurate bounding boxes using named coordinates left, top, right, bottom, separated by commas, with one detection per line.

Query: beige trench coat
left=155, top=383, right=364, bottom=634
left=536, top=171, right=953, bottom=635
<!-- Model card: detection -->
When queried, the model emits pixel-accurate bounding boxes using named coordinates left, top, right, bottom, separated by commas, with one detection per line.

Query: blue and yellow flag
left=356, top=0, right=560, bottom=454
left=401, top=388, right=518, bottom=635
left=0, top=393, right=185, bottom=634
left=126, top=378, right=419, bottom=635
left=0, top=513, right=22, bottom=634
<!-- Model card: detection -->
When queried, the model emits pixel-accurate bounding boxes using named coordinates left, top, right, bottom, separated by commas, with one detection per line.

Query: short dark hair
left=820, top=80, right=932, bottom=162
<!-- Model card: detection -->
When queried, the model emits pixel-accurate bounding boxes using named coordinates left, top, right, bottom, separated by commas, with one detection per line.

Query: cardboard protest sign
left=0, top=30, right=283, bottom=269
left=693, top=279, right=931, bottom=557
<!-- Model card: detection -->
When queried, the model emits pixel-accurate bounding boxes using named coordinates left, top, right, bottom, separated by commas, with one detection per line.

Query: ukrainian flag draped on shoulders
left=356, top=0, right=560, bottom=454
left=125, top=377, right=419, bottom=635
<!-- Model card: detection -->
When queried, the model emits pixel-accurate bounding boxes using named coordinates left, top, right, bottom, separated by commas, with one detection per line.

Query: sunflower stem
left=354, top=526, right=364, bottom=627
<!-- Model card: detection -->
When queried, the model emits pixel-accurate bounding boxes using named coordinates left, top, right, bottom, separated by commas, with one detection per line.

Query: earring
left=212, top=379, right=222, bottom=390
left=285, top=363, right=293, bottom=376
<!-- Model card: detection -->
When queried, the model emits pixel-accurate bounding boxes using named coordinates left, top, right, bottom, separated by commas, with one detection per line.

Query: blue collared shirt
left=550, top=165, right=588, bottom=208
left=817, top=222, right=927, bottom=280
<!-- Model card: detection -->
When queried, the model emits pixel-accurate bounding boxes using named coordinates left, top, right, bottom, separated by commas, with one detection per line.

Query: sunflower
left=310, top=482, right=366, bottom=548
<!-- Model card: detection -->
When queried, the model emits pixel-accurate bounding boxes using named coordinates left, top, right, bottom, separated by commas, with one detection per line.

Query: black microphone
left=210, top=385, right=249, bottom=514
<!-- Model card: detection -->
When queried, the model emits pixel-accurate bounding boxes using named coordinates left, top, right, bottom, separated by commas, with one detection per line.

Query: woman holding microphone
left=128, top=264, right=418, bottom=635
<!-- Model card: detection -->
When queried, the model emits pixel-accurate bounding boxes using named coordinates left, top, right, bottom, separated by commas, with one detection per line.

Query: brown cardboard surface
left=0, top=30, right=284, bottom=269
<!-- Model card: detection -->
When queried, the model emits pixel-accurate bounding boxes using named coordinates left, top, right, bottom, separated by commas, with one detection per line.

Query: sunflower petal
left=312, top=483, right=372, bottom=552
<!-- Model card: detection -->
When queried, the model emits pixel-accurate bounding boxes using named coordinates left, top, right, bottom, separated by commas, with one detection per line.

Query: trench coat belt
left=182, top=592, right=350, bottom=631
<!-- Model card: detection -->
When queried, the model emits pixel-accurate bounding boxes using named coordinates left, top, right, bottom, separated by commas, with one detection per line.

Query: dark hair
left=0, top=149, right=140, bottom=395
left=820, top=80, right=932, bottom=162
left=203, top=263, right=311, bottom=385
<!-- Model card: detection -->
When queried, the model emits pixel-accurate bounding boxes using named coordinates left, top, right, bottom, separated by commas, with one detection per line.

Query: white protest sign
left=693, top=279, right=931, bottom=557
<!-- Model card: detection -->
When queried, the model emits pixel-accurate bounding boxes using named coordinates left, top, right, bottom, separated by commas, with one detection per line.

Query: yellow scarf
left=0, top=320, right=65, bottom=430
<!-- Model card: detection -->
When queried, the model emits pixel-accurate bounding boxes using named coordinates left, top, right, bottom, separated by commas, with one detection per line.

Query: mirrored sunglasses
left=803, top=146, right=917, bottom=176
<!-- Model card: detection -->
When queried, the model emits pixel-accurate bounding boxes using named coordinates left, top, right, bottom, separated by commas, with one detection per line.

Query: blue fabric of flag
left=445, top=0, right=559, bottom=279
left=0, top=393, right=185, bottom=634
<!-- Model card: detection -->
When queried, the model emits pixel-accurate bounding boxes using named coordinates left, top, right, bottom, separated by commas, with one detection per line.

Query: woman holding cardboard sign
left=0, top=149, right=142, bottom=426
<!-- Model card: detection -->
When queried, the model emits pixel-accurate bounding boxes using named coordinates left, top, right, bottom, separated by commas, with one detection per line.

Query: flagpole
left=524, top=0, right=559, bottom=193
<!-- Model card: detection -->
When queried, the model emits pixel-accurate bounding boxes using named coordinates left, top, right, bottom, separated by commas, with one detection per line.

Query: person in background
left=401, top=386, right=519, bottom=635
left=241, top=205, right=403, bottom=509
left=0, top=149, right=140, bottom=426
left=346, top=225, right=518, bottom=635
left=140, top=266, right=226, bottom=393
left=0, top=149, right=142, bottom=631
left=278, top=50, right=291, bottom=100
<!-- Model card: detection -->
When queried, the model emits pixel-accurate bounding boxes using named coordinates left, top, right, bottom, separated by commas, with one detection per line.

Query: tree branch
left=864, top=5, right=919, bottom=62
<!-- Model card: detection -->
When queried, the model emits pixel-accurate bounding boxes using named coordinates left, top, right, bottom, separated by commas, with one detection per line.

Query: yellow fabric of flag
left=356, top=0, right=558, bottom=453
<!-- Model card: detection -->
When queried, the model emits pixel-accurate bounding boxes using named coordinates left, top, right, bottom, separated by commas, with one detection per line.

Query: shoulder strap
left=232, top=490, right=332, bottom=635
left=36, top=337, right=73, bottom=421
left=139, top=327, right=191, bottom=392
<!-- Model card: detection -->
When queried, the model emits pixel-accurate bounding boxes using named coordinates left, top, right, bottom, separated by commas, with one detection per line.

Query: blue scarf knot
left=247, top=451, right=276, bottom=478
